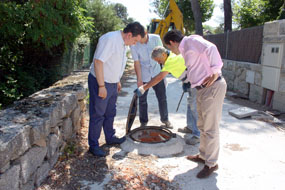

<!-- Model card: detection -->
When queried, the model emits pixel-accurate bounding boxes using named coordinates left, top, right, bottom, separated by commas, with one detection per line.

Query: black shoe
left=106, top=136, right=126, bottom=145
left=88, top=147, right=106, bottom=157
left=197, top=165, right=218, bottom=178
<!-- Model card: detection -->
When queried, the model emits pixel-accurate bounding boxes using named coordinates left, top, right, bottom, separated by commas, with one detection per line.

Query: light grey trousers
left=196, top=78, right=227, bottom=167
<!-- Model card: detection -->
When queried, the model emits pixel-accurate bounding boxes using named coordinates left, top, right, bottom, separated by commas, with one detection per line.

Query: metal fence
left=205, top=26, right=264, bottom=63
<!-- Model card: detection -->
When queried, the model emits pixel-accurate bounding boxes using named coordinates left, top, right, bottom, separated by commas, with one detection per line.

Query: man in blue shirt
left=88, top=22, right=145, bottom=157
left=130, top=32, right=172, bottom=129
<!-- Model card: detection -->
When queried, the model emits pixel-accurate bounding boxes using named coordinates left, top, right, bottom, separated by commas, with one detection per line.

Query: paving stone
left=229, top=107, right=259, bottom=119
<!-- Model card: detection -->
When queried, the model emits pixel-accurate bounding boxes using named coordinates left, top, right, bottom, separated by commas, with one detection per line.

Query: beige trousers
left=196, top=78, right=227, bottom=167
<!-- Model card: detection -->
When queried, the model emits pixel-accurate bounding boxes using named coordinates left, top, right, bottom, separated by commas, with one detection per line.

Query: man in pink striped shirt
left=163, top=30, right=227, bottom=178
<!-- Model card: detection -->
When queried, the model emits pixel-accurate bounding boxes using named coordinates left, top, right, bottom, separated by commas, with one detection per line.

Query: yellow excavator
left=148, top=0, right=184, bottom=39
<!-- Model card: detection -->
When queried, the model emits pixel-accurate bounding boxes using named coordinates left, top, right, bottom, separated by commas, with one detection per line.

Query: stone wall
left=222, top=20, right=285, bottom=112
left=222, top=60, right=264, bottom=103
left=0, top=71, right=88, bottom=190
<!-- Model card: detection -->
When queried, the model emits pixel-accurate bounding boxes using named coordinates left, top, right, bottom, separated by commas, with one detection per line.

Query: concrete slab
left=229, top=107, right=259, bottom=119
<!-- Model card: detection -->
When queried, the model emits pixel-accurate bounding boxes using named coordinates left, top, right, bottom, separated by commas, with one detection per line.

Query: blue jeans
left=185, top=86, right=200, bottom=138
left=139, top=79, right=169, bottom=124
left=88, top=74, right=117, bottom=148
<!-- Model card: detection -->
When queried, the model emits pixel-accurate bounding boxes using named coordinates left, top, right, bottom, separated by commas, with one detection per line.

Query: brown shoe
left=197, top=165, right=218, bottom=178
left=178, top=127, right=193, bottom=134
left=186, top=155, right=205, bottom=163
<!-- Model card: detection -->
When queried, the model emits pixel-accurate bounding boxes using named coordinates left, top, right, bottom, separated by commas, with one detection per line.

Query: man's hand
left=134, top=86, right=145, bottom=97
left=202, top=73, right=219, bottom=87
left=117, top=82, right=122, bottom=92
left=98, top=86, right=107, bottom=99
left=137, top=80, right=143, bottom=88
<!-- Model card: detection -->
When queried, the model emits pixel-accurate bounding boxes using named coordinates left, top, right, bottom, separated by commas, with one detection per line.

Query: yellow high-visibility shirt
left=161, top=52, right=186, bottom=78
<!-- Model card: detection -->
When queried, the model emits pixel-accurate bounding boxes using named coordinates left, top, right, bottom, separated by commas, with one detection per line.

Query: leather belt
left=195, top=76, right=222, bottom=90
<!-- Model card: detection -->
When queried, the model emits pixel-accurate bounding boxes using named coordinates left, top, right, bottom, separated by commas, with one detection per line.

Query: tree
left=87, top=0, right=123, bottom=61
left=0, top=0, right=92, bottom=107
left=152, top=0, right=214, bottom=34
left=113, top=3, right=133, bottom=25
left=277, top=2, right=285, bottom=20
left=233, top=0, right=283, bottom=28
left=190, top=0, right=203, bottom=35
left=224, top=0, right=232, bottom=32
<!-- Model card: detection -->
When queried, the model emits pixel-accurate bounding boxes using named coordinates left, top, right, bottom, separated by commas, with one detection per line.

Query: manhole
left=129, top=126, right=174, bottom=143
left=120, top=94, right=184, bottom=157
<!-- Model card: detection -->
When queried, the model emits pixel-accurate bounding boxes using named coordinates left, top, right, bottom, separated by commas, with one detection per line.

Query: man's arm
left=94, top=59, right=107, bottom=99
left=134, top=61, right=143, bottom=87
left=143, top=71, right=168, bottom=91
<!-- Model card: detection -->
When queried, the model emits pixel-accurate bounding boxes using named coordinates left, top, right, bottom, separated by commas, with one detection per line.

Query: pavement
left=84, top=73, right=285, bottom=190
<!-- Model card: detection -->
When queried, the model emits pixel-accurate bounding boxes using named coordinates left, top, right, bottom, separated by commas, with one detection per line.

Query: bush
left=0, top=0, right=92, bottom=107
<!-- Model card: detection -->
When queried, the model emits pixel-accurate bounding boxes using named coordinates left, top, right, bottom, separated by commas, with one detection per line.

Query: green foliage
left=233, top=0, right=283, bottom=28
left=151, top=0, right=214, bottom=34
left=278, top=3, right=285, bottom=20
left=87, top=0, right=123, bottom=61
left=0, top=0, right=92, bottom=108
left=112, top=3, right=134, bottom=25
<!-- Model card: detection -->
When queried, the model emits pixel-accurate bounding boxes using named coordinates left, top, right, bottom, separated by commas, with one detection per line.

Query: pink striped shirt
left=178, top=35, right=223, bottom=88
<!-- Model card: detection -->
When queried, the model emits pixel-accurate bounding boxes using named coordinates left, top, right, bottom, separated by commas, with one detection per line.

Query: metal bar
left=176, top=92, right=184, bottom=112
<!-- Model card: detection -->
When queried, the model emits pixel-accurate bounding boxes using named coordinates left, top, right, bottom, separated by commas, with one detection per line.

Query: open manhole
left=129, top=126, right=175, bottom=143
left=121, top=94, right=184, bottom=157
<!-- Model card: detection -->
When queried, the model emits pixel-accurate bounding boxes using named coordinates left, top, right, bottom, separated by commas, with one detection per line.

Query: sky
left=107, top=0, right=224, bottom=28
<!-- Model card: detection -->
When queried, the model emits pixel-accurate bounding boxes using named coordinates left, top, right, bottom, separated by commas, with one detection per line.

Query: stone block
left=47, top=134, right=60, bottom=159
left=49, top=104, right=62, bottom=128
left=78, top=100, right=86, bottom=112
left=225, top=61, right=236, bottom=71
left=61, top=94, right=78, bottom=118
left=234, top=79, right=249, bottom=95
left=62, top=117, right=73, bottom=141
left=29, top=119, right=50, bottom=147
left=249, top=84, right=264, bottom=104
left=20, top=146, right=47, bottom=184
left=21, top=180, right=35, bottom=190
left=71, top=105, right=81, bottom=131
left=0, top=162, right=10, bottom=174
left=0, top=124, right=31, bottom=170
left=76, top=87, right=87, bottom=100
left=0, top=165, right=20, bottom=190
left=35, top=161, right=50, bottom=187
left=264, top=21, right=279, bottom=36
left=50, top=126, right=61, bottom=137
left=49, top=151, right=59, bottom=168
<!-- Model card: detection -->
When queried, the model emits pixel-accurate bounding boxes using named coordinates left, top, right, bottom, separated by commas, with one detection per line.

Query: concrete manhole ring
left=120, top=128, right=185, bottom=157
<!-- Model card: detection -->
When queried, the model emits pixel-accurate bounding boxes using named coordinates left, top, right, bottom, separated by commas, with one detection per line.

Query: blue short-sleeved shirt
left=130, top=34, right=163, bottom=82
left=90, top=31, right=127, bottom=83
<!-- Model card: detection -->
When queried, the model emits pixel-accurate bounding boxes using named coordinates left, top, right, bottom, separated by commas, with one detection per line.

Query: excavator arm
left=149, top=0, right=184, bottom=39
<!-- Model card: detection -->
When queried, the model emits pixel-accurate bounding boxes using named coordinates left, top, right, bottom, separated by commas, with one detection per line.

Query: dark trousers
left=88, top=74, right=117, bottom=148
left=139, top=79, right=169, bottom=124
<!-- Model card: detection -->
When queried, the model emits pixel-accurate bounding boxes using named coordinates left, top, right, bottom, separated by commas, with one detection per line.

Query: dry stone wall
left=0, top=71, right=88, bottom=190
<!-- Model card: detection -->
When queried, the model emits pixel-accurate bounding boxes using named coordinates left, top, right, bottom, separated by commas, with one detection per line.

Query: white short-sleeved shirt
left=130, top=34, right=162, bottom=82
left=90, top=31, right=127, bottom=83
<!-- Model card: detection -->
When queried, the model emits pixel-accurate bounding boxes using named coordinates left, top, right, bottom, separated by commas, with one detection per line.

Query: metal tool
left=176, top=92, right=185, bottom=112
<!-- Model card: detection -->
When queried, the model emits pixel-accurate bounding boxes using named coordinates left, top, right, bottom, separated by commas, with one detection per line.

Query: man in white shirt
left=88, top=22, right=145, bottom=157
left=130, top=32, right=172, bottom=128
